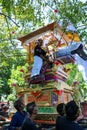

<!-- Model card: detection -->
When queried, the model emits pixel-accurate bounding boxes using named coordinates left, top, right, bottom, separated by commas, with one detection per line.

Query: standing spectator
left=57, top=100, right=85, bottom=130
left=22, top=101, right=47, bottom=130
left=9, top=98, right=27, bottom=130
left=0, top=103, right=4, bottom=111
left=21, top=101, right=39, bottom=130
left=55, top=103, right=66, bottom=130
left=0, top=104, right=9, bottom=121
left=56, top=103, right=65, bottom=116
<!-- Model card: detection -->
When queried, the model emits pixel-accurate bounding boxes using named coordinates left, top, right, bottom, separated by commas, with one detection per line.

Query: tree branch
left=0, top=12, right=20, bottom=27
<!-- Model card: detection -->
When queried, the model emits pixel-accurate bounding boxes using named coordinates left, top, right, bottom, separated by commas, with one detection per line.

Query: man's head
left=37, top=39, right=43, bottom=46
left=1, top=104, right=9, bottom=112
left=1, top=104, right=5, bottom=108
left=14, top=99, right=25, bottom=111
left=26, top=102, right=38, bottom=116
left=65, top=100, right=79, bottom=121
left=56, top=103, right=65, bottom=116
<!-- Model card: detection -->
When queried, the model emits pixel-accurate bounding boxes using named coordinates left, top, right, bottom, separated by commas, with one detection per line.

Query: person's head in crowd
left=14, top=98, right=25, bottom=111
left=65, top=100, right=79, bottom=121
left=56, top=103, right=65, bottom=116
left=2, top=104, right=9, bottom=112
left=37, top=38, right=43, bottom=47
left=26, top=101, right=38, bottom=117
left=1, top=104, right=5, bottom=108
left=0, top=104, right=4, bottom=111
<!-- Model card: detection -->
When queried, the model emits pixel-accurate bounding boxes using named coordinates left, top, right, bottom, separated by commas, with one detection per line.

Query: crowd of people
left=55, top=101, right=84, bottom=130
left=0, top=98, right=85, bottom=130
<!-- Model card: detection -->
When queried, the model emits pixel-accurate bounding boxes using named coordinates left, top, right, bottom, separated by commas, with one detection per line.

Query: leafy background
left=0, top=0, right=87, bottom=101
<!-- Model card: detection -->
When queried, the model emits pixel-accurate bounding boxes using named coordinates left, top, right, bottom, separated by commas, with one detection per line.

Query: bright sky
left=80, top=0, right=86, bottom=2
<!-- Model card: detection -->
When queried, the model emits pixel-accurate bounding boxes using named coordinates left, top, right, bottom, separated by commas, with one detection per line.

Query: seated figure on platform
left=31, top=39, right=47, bottom=77
left=29, top=39, right=54, bottom=86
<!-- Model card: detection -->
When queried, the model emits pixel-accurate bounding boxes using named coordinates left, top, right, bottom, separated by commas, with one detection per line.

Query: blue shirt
left=9, top=111, right=27, bottom=130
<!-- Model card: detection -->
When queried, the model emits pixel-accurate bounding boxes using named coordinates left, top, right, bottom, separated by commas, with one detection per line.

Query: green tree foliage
left=0, top=0, right=87, bottom=100
left=66, top=63, right=87, bottom=102
left=0, top=0, right=87, bottom=39
left=0, top=42, right=27, bottom=99
left=8, top=63, right=29, bottom=88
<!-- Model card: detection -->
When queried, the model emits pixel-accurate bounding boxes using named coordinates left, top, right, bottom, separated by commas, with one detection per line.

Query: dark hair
left=26, top=102, right=36, bottom=115
left=1, top=104, right=5, bottom=107
left=65, top=100, right=79, bottom=121
left=14, top=99, right=23, bottom=111
left=37, top=39, right=43, bottom=45
left=56, top=103, right=65, bottom=116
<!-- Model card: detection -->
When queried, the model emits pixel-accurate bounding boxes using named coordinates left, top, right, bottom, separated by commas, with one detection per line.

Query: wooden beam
left=18, top=22, right=55, bottom=44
